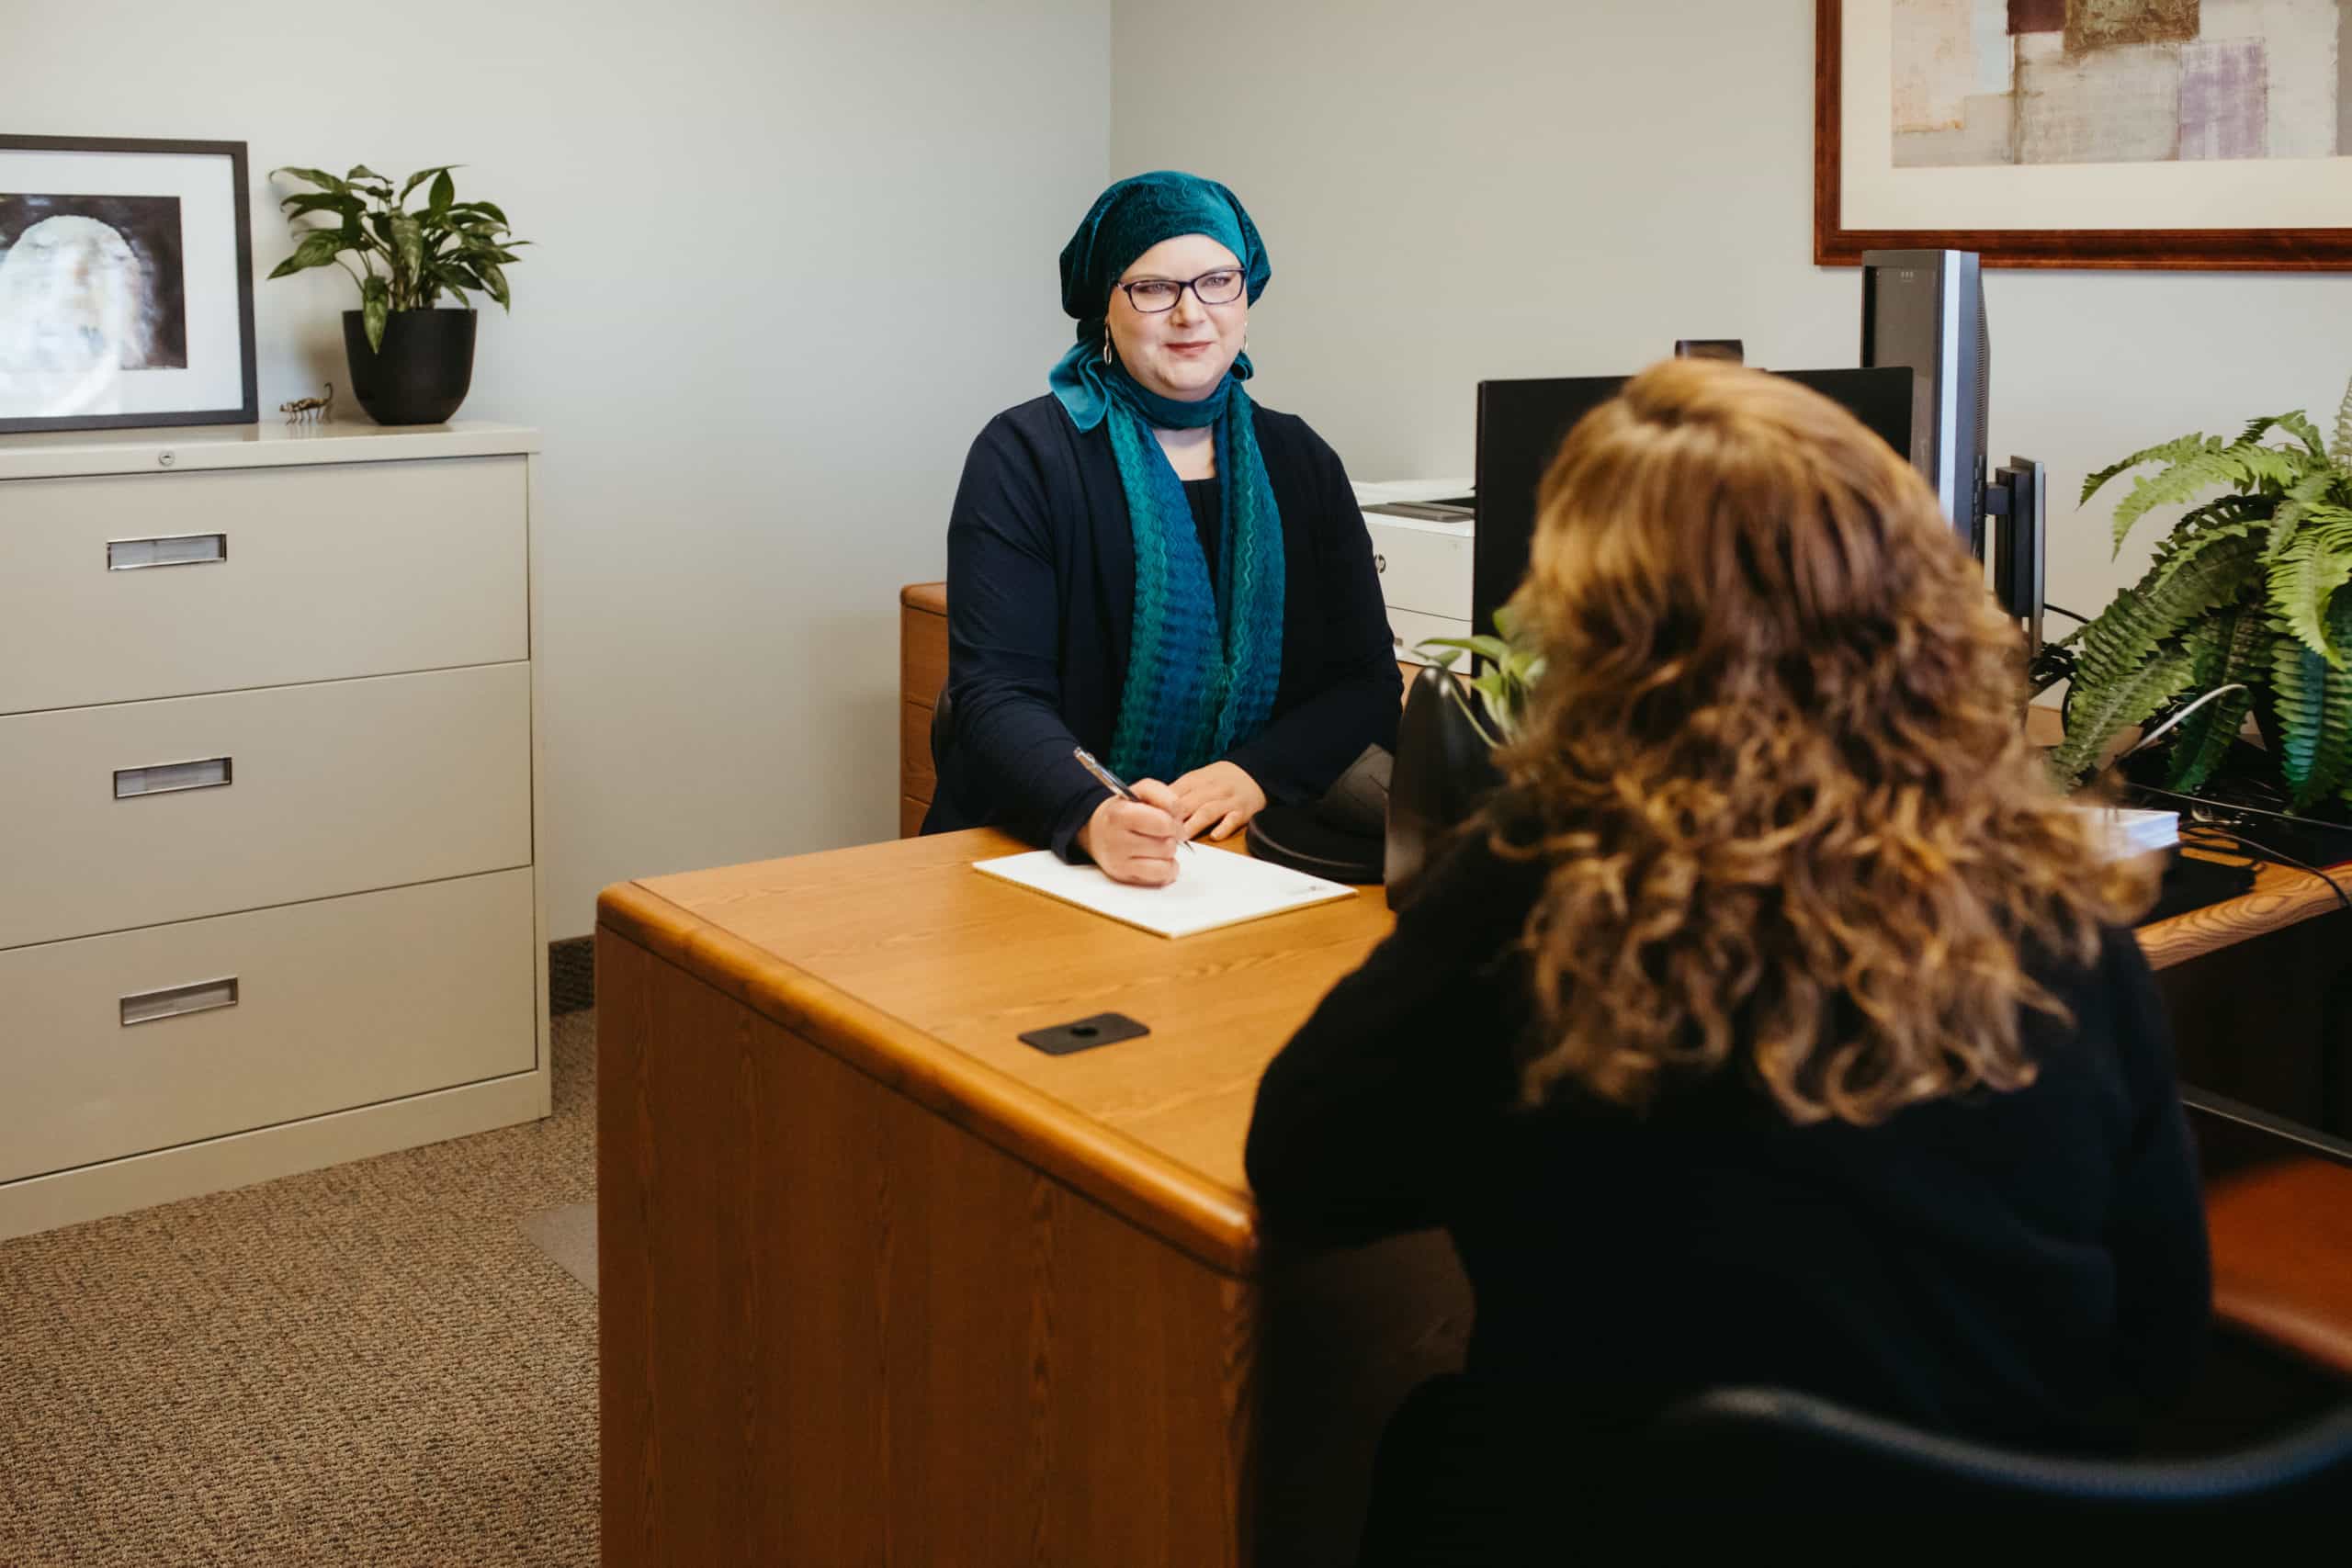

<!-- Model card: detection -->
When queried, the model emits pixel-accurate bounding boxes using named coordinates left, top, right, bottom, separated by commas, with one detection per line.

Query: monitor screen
left=1470, top=366, right=1915, bottom=637
left=1865, top=267, right=1946, bottom=479
left=1860, top=250, right=1990, bottom=551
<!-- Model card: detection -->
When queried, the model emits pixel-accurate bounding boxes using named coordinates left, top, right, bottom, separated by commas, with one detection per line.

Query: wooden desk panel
left=2206, top=1158, right=2352, bottom=1378
left=599, top=931, right=1253, bottom=1567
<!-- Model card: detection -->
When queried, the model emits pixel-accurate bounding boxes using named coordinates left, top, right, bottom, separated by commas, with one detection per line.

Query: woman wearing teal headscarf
left=925, top=172, right=1400, bottom=884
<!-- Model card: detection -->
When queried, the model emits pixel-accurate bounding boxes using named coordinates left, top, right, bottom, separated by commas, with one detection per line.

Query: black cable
left=2125, top=778, right=2325, bottom=834
left=2175, top=821, right=2352, bottom=915
left=2042, top=603, right=2093, bottom=626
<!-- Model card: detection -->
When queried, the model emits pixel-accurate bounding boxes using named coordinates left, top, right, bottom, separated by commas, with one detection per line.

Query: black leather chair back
left=1360, top=1372, right=2352, bottom=1556
left=1649, top=1384, right=2352, bottom=1514
left=930, top=682, right=952, bottom=775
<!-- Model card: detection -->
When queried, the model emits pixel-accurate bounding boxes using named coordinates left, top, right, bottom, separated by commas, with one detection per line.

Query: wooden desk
left=599, top=823, right=2350, bottom=1565
left=598, top=831, right=1409, bottom=1566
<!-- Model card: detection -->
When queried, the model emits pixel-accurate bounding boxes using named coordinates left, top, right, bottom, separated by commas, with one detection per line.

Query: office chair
left=929, top=681, right=952, bottom=784
left=1649, top=1384, right=2352, bottom=1513
left=1360, top=1372, right=2352, bottom=1556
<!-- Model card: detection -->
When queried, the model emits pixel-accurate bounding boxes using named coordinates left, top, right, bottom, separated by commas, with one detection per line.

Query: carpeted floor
left=0, top=1011, right=599, bottom=1567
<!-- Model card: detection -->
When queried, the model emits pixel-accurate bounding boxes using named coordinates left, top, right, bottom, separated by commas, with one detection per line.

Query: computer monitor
left=1469, top=367, right=1914, bottom=638
left=1860, top=249, right=1990, bottom=552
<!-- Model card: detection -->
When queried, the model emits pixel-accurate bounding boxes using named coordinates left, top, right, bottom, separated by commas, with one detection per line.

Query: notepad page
left=973, top=849, right=1357, bottom=939
left=2074, top=806, right=2179, bottom=861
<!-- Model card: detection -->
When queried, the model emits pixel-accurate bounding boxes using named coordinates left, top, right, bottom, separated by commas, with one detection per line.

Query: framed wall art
left=0, top=134, right=258, bottom=434
left=1816, top=1, right=2352, bottom=268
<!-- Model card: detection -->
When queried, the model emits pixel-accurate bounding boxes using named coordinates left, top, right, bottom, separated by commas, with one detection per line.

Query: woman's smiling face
left=1105, top=233, right=1247, bottom=404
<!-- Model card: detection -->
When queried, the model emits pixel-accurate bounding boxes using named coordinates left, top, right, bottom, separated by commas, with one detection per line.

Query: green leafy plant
left=1415, top=604, right=1546, bottom=749
left=2048, top=377, right=2352, bottom=811
left=266, top=164, right=528, bottom=352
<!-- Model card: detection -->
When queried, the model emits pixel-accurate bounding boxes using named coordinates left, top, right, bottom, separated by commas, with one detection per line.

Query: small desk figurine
left=279, top=383, right=334, bottom=423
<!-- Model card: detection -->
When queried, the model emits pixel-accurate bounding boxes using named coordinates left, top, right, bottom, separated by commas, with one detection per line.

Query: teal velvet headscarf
left=1048, top=172, right=1283, bottom=784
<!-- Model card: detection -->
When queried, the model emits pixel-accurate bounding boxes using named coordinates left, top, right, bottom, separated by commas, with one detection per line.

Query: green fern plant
left=2051, top=376, right=2352, bottom=811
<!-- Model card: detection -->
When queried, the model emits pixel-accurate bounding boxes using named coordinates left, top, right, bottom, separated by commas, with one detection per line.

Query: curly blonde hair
left=1495, top=359, right=2153, bottom=1125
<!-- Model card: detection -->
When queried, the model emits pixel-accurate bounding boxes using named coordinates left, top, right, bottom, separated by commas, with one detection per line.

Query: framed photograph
left=1816, top=1, right=2352, bottom=269
left=0, top=135, right=257, bottom=434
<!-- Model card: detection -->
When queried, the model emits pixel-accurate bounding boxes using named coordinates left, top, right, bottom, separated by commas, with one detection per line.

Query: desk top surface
left=602, top=810, right=2348, bottom=1275
left=605, top=829, right=1383, bottom=1272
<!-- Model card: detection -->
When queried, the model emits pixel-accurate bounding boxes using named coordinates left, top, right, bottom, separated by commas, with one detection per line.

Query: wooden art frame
left=1815, top=0, right=2352, bottom=270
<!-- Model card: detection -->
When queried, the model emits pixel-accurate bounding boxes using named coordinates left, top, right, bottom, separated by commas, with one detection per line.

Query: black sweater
left=1246, top=822, right=2212, bottom=1450
left=923, top=394, right=1402, bottom=858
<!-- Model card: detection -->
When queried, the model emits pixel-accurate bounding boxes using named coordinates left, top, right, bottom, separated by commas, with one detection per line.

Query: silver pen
left=1072, top=747, right=1196, bottom=856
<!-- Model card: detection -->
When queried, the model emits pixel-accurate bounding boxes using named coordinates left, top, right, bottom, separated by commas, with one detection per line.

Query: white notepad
left=2075, top=806, right=2180, bottom=861
left=973, top=848, right=1358, bottom=939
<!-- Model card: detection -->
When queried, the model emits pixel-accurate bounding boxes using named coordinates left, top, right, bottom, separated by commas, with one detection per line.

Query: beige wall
left=6, top=0, right=1110, bottom=936
left=13, top=0, right=2346, bottom=936
left=1112, top=0, right=2352, bottom=624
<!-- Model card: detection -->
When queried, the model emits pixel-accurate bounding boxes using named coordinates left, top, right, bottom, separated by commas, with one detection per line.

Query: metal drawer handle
left=115, top=757, right=232, bottom=798
left=108, top=534, right=227, bottom=570
left=121, top=976, right=240, bottom=1027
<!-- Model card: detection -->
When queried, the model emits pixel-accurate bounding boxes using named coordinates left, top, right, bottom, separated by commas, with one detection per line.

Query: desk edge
left=2135, top=862, right=2350, bottom=970
left=596, top=879, right=1262, bottom=1279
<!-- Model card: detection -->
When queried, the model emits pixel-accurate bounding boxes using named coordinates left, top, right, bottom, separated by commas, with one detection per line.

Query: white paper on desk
left=2074, top=806, right=2179, bottom=861
left=973, top=849, right=1357, bottom=939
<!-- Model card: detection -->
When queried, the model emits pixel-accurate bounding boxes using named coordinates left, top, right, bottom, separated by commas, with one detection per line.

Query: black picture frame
left=0, top=134, right=259, bottom=434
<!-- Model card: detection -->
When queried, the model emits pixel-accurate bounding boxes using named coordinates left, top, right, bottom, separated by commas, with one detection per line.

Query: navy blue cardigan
left=1248, top=819, right=2211, bottom=1450
left=924, top=394, right=1401, bottom=857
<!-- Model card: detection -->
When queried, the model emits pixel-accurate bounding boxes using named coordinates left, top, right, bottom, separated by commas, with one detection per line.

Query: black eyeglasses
left=1115, top=268, right=1247, bottom=313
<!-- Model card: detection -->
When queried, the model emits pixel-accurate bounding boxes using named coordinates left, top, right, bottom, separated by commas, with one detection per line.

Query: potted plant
left=2046, top=377, right=2352, bottom=816
left=1386, top=607, right=1545, bottom=904
left=267, top=164, right=527, bottom=425
left=1417, top=605, right=1547, bottom=750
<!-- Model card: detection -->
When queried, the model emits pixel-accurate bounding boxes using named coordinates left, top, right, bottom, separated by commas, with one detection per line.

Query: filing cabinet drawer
left=1364, top=516, right=1473, bottom=617
left=1385, top=605, right=1472, bottom=666
left=0, top=870, right=536, bottom=1184
left=0, top=456, right=527, bottom=716
left=0, top=662, right=530, bottom=948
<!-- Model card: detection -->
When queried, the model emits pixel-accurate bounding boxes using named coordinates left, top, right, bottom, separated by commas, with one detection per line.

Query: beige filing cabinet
left=0, top=421, right=550, bottom=1238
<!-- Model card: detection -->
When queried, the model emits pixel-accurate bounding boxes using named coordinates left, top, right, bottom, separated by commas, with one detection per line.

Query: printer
left=1352, top=479, right=1474, bottom=665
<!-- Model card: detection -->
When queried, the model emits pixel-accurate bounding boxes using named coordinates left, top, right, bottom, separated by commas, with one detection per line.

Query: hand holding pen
left=1072, top=747, right=1193, bottom=886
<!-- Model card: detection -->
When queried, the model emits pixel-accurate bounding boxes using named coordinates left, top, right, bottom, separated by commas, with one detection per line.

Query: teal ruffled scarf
left=1047, top=171, right=1284, bottom=784
left=1097, top=366, right=1283, bottom=783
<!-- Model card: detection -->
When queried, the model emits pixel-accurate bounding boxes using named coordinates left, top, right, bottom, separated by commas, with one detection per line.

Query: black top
left=1246, top=820, right=2212, bottom=1450
left=1182, top=476, right=1222, bottom=570
left=923, top=394, right=1402, bottom=859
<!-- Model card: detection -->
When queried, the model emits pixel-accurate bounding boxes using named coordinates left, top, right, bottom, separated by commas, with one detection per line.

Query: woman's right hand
left=1076, top=781, right=1185, bottom=886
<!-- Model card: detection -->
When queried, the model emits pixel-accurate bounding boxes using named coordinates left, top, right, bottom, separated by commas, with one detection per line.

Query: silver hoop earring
left=1101, top=332, right=1114, bottom=366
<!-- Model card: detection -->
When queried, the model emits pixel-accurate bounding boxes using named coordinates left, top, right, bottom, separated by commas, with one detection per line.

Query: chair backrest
left=1648, top=1385, right=2352, bottom=1514
left=930, top=682, right=952, bottom=773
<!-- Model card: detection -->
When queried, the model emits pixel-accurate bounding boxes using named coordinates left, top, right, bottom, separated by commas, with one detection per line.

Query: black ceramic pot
left=343, top=308, right=477, bottom=425
left=1385, top=663, right=1503, bottom=908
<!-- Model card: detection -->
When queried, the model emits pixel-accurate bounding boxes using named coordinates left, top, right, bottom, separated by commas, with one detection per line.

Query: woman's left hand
left=1167, top=761, right=1268, bottom=842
